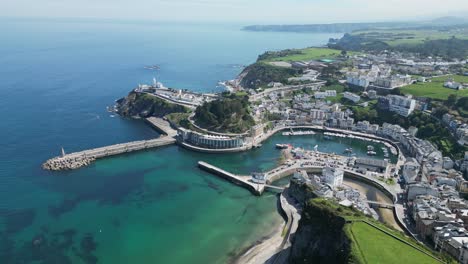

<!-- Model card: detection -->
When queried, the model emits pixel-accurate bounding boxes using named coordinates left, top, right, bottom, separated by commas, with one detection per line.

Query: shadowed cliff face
left=289, top=200, right=352, bottom=264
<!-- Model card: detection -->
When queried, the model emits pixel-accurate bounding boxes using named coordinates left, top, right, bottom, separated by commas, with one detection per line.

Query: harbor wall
left=197, top=161, right=263, bottom=196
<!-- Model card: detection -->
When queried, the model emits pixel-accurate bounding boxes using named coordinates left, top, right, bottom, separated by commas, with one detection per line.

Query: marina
left=281, top=130, right=316, bottom=136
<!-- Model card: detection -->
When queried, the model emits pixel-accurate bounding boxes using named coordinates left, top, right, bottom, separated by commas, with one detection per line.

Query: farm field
left=400, top=75, right=468, bottom=100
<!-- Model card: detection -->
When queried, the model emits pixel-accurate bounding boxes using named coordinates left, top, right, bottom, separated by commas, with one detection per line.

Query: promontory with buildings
left=42, top=23, right=468, bottom=264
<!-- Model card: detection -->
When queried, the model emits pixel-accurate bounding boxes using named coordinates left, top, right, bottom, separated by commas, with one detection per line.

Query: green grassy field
left=262, top=47, right=348, bottom=62
left=348, top=222, right=440, bottom=264
left=400, top=75, right=468, bottom=100
left=352, top=29, right=468, bottom=46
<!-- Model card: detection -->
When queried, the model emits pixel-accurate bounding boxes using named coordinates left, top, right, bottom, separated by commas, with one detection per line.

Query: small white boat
left=275, top=144, right=289, bottom=149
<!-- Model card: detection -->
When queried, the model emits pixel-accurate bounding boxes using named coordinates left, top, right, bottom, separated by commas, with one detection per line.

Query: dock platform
left=197, top=161, right=265, bottom=195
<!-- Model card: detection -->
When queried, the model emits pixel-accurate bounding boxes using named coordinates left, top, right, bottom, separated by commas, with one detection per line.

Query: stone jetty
left=43, top=118, right=177, bottom=171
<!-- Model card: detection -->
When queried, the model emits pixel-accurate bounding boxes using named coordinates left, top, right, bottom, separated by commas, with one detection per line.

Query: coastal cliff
left=288, top=198, right=356, bottom=264
left=116, top=92, right=188, bottom=118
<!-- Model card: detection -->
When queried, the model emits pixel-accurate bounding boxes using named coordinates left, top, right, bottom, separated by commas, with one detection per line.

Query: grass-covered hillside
left=290, top=198, right=445, bottom=264
left=194, top=93, right=255, bottom=133
left=258, top=47, right=349, bottom=62
left=400, top=75, right=468, bottom=100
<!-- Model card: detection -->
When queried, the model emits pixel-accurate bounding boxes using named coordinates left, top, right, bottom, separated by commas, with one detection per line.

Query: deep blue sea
left=0, top=18, right=346, bottom=263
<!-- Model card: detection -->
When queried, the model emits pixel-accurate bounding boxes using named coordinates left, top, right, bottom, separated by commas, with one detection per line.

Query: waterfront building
left=178, top=128, right=245, bottom=149
left=387, top=94, right=416, bottom=117
left=310, top=109, right=327, bottom=120
left=250, top=124, right=264, bottom=138
left=322, top=166, right=344, bottom=189
left=354, top=158, right=389, bottom=175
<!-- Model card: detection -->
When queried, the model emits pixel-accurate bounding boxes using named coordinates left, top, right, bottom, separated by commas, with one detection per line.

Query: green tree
left=446, top=94, right=458, bottom=108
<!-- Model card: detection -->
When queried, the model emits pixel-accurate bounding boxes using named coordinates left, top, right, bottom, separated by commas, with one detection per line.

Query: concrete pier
left=43, top=137, right=176, bottom=171
left=43, top=117, right=178, bottom=171
left=197, top=161, right=265, bottom=195
left=145, top=117, right=178, bottom=137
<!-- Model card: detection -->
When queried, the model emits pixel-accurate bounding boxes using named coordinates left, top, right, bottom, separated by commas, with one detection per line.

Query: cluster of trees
left=329, top=33, right=468, bottom=59
left=257, top=49, right=303, bottom=61
left=432, top=95, right=468, bottom=118
left=240, top=63, right=302, bottom=89
left=194, top=94, right=255, bottom=133
left=399, top=37, right=468, bottom=59
left=117, top=92, right=187, bottom=118
left=328, top=33, right=391, bottom=52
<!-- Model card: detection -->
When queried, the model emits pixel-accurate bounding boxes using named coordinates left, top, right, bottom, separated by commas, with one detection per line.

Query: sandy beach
left=235, top=190, right=301, bottom=264
left=234, top=222, right=286, bottom=264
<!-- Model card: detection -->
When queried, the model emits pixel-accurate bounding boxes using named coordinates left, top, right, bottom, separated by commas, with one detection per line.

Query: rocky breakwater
left=42, top=155, right=95, bottom=171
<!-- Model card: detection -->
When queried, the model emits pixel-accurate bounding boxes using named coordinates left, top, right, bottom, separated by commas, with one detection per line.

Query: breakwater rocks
left=42, top=156, right=95, bottom=171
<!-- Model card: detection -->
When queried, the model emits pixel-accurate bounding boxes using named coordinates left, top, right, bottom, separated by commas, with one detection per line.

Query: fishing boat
left=367, top=151, right=377, bottom=156
left=367, top=145, right=374, bottom=151
left=344, top=148, right=353, bottom=154
left=275, top=144, right=289, bottom=149
left=144, top=65, right=160, bottom=70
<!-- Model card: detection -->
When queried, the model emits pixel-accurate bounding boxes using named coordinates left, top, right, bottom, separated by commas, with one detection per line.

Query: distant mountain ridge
left=243, top=17, right=468, bottom=33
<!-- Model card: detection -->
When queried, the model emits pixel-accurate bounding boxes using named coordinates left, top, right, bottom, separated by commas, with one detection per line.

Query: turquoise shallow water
left=0, top=18, right=382, bottom=263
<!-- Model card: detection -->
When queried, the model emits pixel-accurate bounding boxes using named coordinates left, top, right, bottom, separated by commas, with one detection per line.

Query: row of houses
left=442, top=113, right=468, bottom=146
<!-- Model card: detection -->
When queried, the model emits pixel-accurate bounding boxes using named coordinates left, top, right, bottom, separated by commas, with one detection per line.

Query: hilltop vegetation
left=194, top=93, right=255, bottom=133
left=116, top=92, right=188, bottom=118
left=239, top=62, right=302, bottom=89
left=258, top=47, right=346, bottom=62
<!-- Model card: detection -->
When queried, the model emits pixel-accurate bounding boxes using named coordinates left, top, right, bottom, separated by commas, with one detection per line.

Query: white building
left=343, top=92, right=361, bottom=103
left=445, top=80, right=464, bottom=90
left=373, top=74, right=412, bottom=89
left=314, top=90, right=337, bottom=99
left=322, top=166, right=344, bottom=189
left=310, top=109, right=327, bottom=120
left=387, top=95, right=416, bottom=117
left=346, top=73, right=371, bottom=88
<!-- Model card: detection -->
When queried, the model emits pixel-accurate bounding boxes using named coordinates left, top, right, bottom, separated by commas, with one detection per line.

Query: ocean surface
left=0, top=18, right=377, bottom=263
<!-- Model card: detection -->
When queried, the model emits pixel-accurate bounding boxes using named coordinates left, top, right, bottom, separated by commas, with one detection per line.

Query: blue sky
left=2, top=0, right=468, bottom=24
